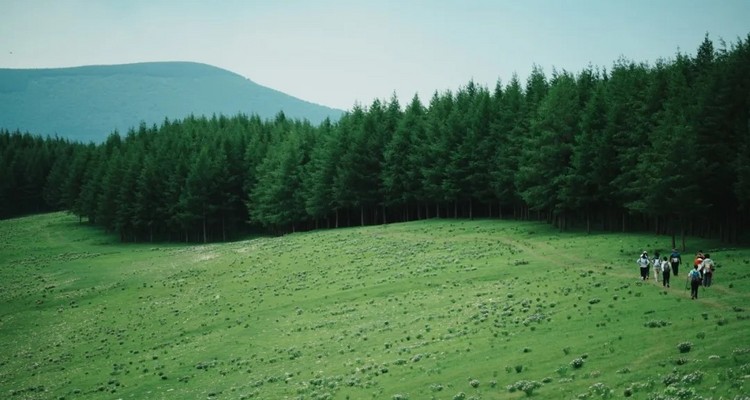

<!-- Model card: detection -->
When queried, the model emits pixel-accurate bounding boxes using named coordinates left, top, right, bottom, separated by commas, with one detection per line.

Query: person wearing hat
left=637, top=251, right=650, bottom=281
left=669, top=248, right=681, bottom=276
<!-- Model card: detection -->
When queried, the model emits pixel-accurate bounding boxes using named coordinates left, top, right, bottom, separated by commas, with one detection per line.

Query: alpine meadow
left=2, top=33, right=750, bottom=400
left=1, top=213, right=749, bottom=399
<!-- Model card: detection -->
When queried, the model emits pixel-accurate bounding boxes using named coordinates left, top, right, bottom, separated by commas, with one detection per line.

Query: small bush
left=515, top=364, right=524, bottom=373
left=507, top=380, right=542, bottom=396
left=677, top=342, right=692, bottom=353
left=469, top=379, right=480, bottom=388
left=662, top=371, right=680, bottom=386
left=570, top=358, right=585, bottom=369
left=644, top=320, right=670, bottom=328
left=681, top=370, right=703, bottom=385
left=589, top=382, right=613, bottom=399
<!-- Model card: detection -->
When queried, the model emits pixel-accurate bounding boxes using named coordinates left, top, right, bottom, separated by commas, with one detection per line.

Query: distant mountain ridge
left=0, top=62, right=344, bottom=143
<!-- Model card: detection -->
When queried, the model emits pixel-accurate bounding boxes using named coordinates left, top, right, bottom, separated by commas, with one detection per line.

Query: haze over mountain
left=0, top=62, right=344, bottom=143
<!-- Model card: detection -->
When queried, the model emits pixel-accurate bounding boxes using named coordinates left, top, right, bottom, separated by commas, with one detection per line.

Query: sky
left=1, top=0, right=749, bottom=111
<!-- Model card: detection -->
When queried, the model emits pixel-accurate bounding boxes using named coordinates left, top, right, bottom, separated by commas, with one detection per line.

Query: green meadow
left=1, top=213, right=748, bottom=400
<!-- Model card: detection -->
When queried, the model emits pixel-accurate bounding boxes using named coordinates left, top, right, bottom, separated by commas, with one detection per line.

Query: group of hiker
left=635, top=249, right=716, bottom=299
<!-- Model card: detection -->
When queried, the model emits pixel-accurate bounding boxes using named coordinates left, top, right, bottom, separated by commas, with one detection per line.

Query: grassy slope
left=0, top=213, right=748, bottom=400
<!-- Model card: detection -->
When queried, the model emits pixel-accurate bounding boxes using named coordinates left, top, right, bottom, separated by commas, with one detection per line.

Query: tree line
left=1, top=35, right=749, bottom=244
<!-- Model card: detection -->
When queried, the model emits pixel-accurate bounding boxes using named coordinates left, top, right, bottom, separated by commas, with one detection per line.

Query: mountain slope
left=0, top=62, right=344, bottom=143
left=1, top=213, right=748, bottom=399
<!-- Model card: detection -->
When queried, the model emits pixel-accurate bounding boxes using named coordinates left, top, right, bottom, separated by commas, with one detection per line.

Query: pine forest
left=2, top=36, right=749, bottom=245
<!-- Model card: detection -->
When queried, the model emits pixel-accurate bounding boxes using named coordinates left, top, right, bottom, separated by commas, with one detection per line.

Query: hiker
left=652, top=251, right=661, bottom=282
left=700, top=253, right=715, bottom=287
left=661, top=256, right=671, bottom=288
left=637, top=251, right=650, bottom=281
left=689, top=264, right=702, bottom=299
left=669, top=248, right=681, bottom=276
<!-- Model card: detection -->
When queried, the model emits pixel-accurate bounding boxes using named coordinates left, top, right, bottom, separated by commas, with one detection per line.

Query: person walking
left=689, top=264, right=702, bottom=299
left=661, top=256, right=671, bottom=288
left=637, top=251, right=650, bottom=281
left=700, top=253, right=715, bottom=287
left=669, top=248, right=681, bottom=276
left=652, top=251, right=661, bottom=283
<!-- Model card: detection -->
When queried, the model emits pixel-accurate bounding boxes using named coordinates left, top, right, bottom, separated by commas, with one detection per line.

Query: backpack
left=661, top=260, right=670, bottom=273
left=690, top=269, right=702, bottom=282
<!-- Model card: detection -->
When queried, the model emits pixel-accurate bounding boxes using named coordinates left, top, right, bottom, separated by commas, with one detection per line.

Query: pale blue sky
left=1, top=0, right=748, bottom=110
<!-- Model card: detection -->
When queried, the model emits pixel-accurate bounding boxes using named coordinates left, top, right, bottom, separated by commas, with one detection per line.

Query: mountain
left=0, top=62, right=344, bottom=143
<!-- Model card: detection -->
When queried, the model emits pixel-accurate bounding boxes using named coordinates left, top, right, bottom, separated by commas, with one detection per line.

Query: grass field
left=1, top=212, right=748, bottom=400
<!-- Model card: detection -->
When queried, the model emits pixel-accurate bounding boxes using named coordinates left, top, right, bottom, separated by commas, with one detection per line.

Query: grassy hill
left=0, top=213, right=748, bottom=399
left=0, top=62, right=344, bottom=143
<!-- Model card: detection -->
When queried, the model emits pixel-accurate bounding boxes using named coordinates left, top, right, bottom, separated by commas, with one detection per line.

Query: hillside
left=0, top=62, right=344, bottom=143
left=0, top=213, right=748, bottom=399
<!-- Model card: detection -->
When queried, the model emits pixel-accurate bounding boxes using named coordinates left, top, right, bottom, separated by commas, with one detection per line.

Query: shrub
left=677, top=342, right=692, bottom=353
left=662, top=371, right=680, bottom=386
left=680, top=370, right=703, bottom=385
left=469, top=379, right=480, bottom=388
left=507, top=380, right=542, bottom=396
left=644, top=320, right=670, bottom=328
left=589, top=382, right=613, bottom=399
left=570, top=358, right=585, bottom=369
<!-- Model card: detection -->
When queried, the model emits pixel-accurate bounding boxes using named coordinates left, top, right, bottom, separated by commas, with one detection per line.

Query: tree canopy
left=2, top=35, right=749, bottom=243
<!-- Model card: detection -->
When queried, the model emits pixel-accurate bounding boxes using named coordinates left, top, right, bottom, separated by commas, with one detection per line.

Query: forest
left=1, top=35, right=749, bottom=244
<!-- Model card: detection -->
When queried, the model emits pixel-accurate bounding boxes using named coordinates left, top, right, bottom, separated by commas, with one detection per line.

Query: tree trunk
left=680, top=223, right=686, bottom=252
left=202, top=214, right=207, bottom=243
left=335, top=209, right=339, bottom=228
left=222, top=215, right=226, bottom=242
left=360, top=206, right=365, bottom=227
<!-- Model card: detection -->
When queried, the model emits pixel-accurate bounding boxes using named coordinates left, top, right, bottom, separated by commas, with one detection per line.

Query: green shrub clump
left=677, top=342, right=693, bottom=353
left=506, top=380, right=542, bottom=396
